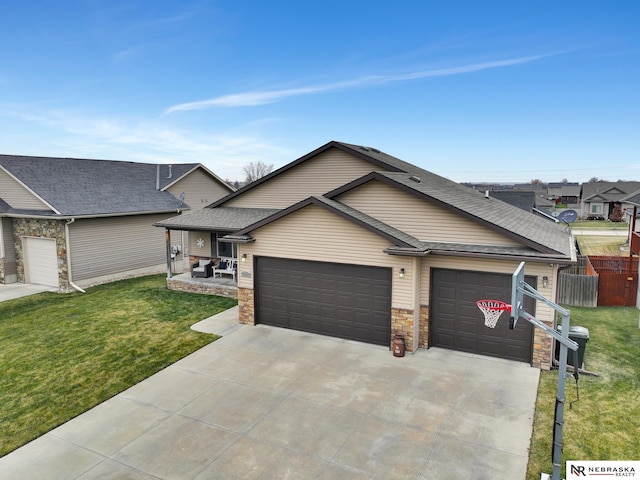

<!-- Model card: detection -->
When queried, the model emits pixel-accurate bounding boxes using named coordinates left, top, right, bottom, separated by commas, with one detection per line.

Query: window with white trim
left=591, top=203, right=603, bottom=214
left=210, top=232, right=237, bottom=259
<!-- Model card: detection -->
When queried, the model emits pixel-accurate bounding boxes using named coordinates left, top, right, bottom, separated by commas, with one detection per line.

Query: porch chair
left=191, top=259, right=213, bottom=278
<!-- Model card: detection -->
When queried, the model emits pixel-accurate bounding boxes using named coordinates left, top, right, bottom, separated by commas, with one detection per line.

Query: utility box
left=555, top=325, right=590, bottom=368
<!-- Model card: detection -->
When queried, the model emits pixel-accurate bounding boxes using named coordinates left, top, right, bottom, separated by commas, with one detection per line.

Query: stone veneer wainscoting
left=13, top=218, right=72, bottom=293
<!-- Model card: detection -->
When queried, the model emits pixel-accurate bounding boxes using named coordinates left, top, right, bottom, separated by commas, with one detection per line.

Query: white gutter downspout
left=65, top=218, right=86, bottom=293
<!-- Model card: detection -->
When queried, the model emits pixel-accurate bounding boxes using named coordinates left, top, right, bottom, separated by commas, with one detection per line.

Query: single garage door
left=430, top=268, right=534, bottom=363
left=24, top=237, right=59, bottom=288
left=255, top=257, right=391, bottom=346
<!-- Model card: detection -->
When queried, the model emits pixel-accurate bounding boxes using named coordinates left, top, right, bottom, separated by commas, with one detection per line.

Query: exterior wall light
left=543, top=276, right=548, bottom=288
left=241, top=253, right=247, bottom=262
left=399, top=268, right=405, bottom=278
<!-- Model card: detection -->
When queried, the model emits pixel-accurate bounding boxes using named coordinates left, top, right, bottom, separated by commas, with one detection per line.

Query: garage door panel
left=431, top=268, right=534, bottom=363
left=256, top=257, right=391, bottom=346
left=24, top=238, right=59, bottom=288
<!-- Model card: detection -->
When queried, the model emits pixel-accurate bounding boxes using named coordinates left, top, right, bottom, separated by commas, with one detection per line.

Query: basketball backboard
left=510, top=262, right=525, bottom=329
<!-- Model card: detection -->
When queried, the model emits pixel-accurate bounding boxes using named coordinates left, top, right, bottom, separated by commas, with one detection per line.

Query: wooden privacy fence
left=557, top=255, right=639, bottom=307
left=590, top=255, right=638, bottom=307
left=557, top=256, right=598, bottom=307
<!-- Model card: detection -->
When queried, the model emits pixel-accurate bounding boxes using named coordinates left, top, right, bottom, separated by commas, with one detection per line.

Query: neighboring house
left=547, top=182, right=581, bottom=207
left=581, top=182, right=640, bottom=220
left=156, top=141, right=575, bottom=368
left=0, top=155, right=233, bottom=291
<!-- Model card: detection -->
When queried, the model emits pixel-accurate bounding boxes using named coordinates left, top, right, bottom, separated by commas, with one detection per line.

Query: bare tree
left=531, top=178, right=543, bottom=185
left=243, top=161, right=274, bottom=183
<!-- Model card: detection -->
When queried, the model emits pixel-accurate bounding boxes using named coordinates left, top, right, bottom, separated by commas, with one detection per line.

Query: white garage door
left=24, top=237, right=59, bottom=288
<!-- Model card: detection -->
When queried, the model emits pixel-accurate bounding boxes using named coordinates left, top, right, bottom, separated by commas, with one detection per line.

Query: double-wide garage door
left=255, top=257, right=391, bottom=346
left=430, top=268, right=534, bottom=363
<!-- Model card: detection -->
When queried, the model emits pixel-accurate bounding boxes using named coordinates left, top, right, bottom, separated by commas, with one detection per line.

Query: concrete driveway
left=0, top=307, right=540, bottom=479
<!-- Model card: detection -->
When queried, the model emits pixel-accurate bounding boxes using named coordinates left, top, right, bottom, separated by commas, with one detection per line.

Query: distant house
left=547, top=183, right=581, bottom=207
left=581, top=182, right=640, bottom=220
left=157, top=141, right=574, bottom=369
left=0, top=155, right=232, bottom=291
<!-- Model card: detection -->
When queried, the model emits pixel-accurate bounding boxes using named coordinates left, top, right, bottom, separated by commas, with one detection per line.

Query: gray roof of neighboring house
left=155, top=207, right=280, bottom=232
left=0, top=155, right=210, bottom=216
left=581, top=182, right=640, bottom=202
left=621, top=189, right=640, bottom=206
left=488, top=191, right=535, bottom=212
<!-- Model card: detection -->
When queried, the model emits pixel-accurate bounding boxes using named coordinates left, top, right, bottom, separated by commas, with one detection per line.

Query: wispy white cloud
left=166, top=52, right=564, bottom=113
left=0, top=105, right=288, bottom=180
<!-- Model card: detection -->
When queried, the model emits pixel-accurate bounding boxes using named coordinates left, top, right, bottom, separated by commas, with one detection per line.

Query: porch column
left=165, top=228, right=172, bottom=279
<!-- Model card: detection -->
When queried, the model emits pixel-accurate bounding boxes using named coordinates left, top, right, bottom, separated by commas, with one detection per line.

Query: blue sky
left=1, top=1, right=638, bottom=183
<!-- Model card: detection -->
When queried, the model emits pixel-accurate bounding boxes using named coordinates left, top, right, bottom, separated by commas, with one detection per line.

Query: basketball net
left=476, top=300, right=512, bottom=328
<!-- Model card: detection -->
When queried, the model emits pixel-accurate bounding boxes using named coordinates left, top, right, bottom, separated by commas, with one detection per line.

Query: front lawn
left=0, top=275, right=237, bottom=457
left=527, top=306, right=640, bottom=479
left=575, top=235, right=628, bottom=255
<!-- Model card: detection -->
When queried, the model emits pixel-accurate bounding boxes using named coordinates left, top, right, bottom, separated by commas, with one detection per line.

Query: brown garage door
left=430, top=268, right=535, bottom=363
left=255, top=257, right=391, bottom=346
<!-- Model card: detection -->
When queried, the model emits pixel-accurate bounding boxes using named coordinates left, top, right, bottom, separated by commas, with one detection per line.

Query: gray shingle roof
left=0, top=155, right=200, bottom=216
left=621, top=188, right=640, bottom=206
left=167, top=140, right=573, bottom=261
left=155, top=207, right=281, bottom=231
left=376, top=172, right=573, bottom=258
left=489, top=191, right=535, bottom=212
left=581, top=182, right=640, bottom=202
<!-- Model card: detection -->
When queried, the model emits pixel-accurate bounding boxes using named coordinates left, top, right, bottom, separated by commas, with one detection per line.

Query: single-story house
left=156, top=141, right=575, bottom=368
left=581, top=181, right=640, bottom=220
left=0, top=154, right=233, bottom=291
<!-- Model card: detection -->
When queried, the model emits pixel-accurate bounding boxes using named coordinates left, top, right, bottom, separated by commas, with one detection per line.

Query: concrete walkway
left=0, top=307, right=540, bottom=479
left=0, top=283, right=57, bottom=302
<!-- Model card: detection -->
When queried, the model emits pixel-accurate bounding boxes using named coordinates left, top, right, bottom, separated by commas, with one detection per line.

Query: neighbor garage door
left=430, top=268, right=534, bottom=363
left=255, top=257, right=391, bottom=346
left=24, top=237, right=59, bottom=288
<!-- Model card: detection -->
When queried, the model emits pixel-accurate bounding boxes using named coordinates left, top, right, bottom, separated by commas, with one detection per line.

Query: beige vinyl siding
left=225, top=149, right=390, bottom=208
left=0, top=169, right=50, bottom=210
left=237, top=205, right=415, bottom=309
left=189, top=231, right=213, bottom=257
left=68, top=214, right=173, bottom=281
left=167, top=168, right=231, bottom=212
left=420, top=256, right=557, bottom=324
left=338, top=180, right=522, bottom=247
left=1, top=218, right=17, bottom=276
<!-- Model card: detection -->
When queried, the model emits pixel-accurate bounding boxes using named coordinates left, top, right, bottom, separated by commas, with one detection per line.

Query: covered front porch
left=167, top=272, right=238, bottom=299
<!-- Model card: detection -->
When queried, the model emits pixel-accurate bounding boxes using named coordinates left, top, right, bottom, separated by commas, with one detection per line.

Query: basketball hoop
left=476, top=300, right=512, bottom=328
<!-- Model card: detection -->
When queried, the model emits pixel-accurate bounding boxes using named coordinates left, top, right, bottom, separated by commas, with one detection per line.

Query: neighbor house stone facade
left=13, top=218, right=72, bottom=293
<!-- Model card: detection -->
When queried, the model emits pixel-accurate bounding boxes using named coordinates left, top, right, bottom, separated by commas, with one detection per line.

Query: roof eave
left=428, top=249, right=576, bottom=264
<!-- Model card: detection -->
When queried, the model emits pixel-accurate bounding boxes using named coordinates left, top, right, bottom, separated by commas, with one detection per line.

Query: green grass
left=0, top=275, right=237, bottom=457
left=572, top=220, right=628, bottom=230
left=576, top=236, right=628, bottom=255
left=527, top=306, right=640, bottom=479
